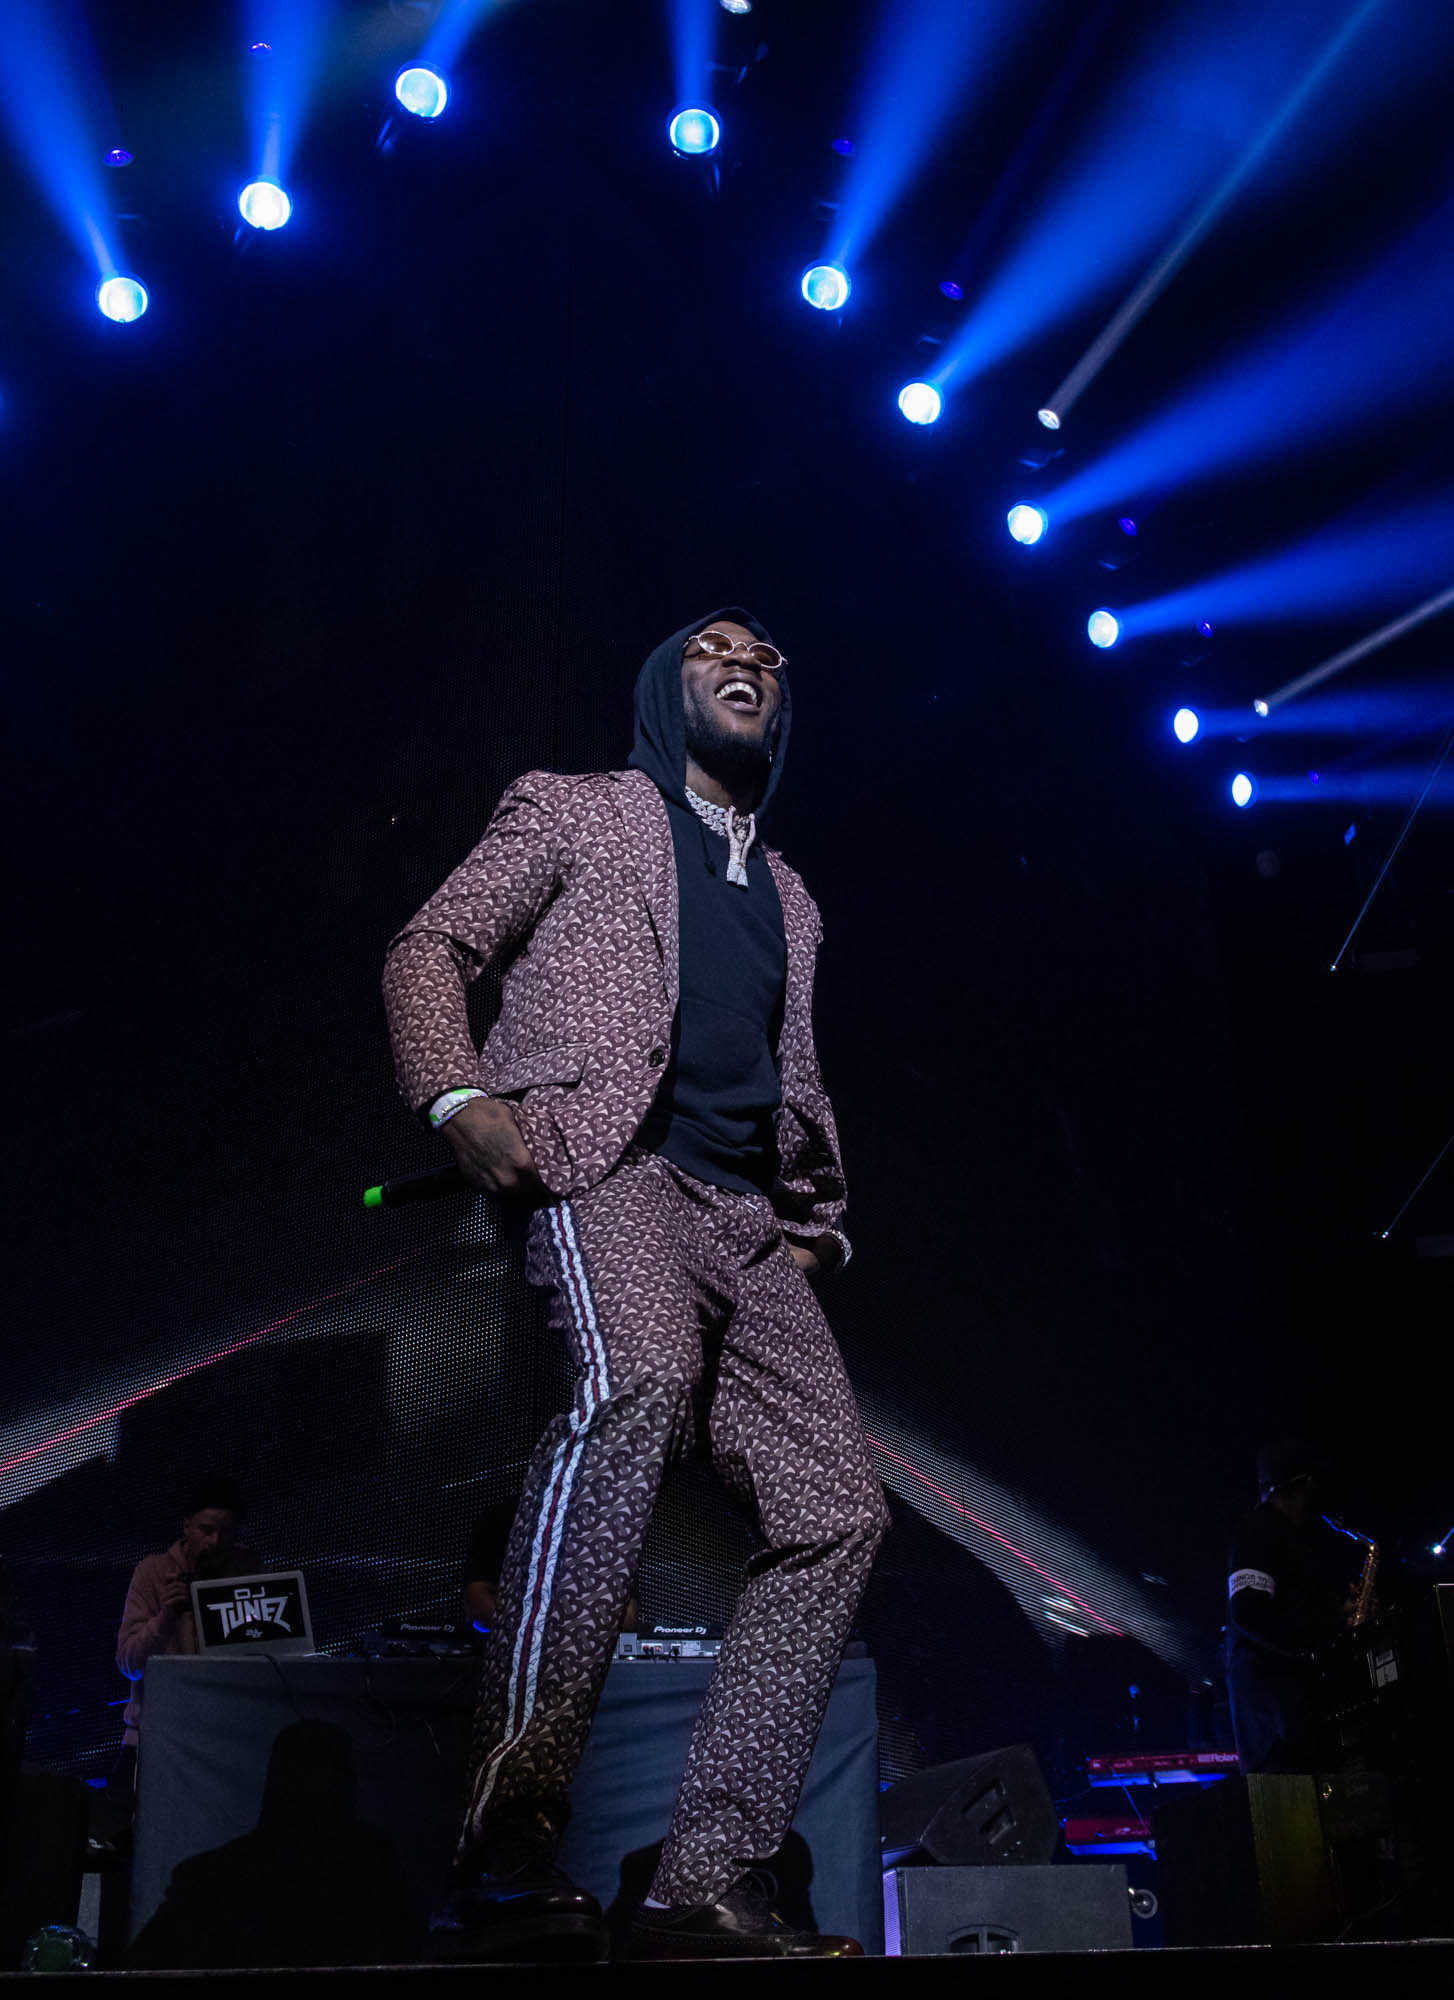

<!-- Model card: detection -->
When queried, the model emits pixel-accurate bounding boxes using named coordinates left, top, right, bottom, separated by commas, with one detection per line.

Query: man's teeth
left=717, top=680, right=759, bottom=708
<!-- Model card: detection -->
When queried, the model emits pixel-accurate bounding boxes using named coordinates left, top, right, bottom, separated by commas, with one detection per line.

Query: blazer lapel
left=766, top=849, right=811, bottom=1029
left=610, top=769, right=680, bottom=1006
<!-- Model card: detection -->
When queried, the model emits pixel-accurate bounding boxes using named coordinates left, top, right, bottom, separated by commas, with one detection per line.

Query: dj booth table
left=131, top=1653, right=882, bottom=1960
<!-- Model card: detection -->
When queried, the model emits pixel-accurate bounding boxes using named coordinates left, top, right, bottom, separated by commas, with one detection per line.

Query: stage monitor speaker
left=880, top=1744, right=1057, bottom=1866
left=886, top=1864, right=1132, bottom=1955
left=1156, top=1770, right=1396, bottom=1947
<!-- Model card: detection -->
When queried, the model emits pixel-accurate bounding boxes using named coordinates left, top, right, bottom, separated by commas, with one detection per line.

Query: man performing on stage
left=1225, top=1439, right=1355, bottom=1775
left=382, top=609, right=887, bottom=1961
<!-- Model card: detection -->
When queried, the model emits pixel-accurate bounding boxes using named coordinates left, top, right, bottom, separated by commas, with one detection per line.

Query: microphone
left=364, top=1163, right=470, bottom=1210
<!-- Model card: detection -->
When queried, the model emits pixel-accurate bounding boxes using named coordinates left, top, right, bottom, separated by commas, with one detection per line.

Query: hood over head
left=626, top=605, right=790, bottom=823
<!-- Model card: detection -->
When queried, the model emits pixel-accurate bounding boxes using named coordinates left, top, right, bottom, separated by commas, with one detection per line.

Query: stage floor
left=5, top=1940, right=1451, bottom=1993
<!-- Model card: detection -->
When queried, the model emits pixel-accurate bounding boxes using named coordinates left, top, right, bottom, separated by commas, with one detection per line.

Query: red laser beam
left=866, top=1434, right=1124, bottom=1636
left=6, top=1273, right=1118, bottom=1646
left=0, top=1254, right=425, bottom=1482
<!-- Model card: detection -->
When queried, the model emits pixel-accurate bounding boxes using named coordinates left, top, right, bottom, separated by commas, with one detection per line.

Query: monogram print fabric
left=385, top=764, right=880, bottom=1904
left=462, top=1150, right=889, bottom=1906
left=381, top=768, right=846, bottom=1244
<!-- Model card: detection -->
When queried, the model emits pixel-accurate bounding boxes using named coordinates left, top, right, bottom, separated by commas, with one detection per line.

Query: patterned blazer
left=382, top=766, right=846, bottom=1243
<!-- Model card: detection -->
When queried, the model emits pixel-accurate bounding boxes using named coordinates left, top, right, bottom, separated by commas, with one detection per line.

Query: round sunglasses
left=689, top=628, right=788, bottom=672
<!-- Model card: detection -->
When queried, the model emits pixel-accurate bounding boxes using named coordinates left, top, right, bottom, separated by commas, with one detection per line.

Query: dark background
left=2, top=0, right=1450, bottom=1785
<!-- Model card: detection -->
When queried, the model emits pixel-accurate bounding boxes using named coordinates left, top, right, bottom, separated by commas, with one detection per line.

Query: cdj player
left=350, top=1614, right=486, bottom=1659
left=616, top=1620, right=724, bottom=1660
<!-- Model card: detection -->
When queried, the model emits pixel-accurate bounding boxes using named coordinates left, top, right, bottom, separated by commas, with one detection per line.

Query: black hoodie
left=628, top=608, right=789, bottom=1195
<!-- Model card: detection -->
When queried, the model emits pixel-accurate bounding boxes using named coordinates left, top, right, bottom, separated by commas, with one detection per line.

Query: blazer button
left=647, top=1046, right=667, bottom=1067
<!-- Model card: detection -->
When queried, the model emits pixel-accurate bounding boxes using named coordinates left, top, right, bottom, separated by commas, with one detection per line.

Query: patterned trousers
left=461, top=1148, right=889, bottom=1907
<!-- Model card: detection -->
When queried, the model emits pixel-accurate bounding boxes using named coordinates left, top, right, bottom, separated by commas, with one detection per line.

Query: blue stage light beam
left=1042, top=202, right=1454, bottom=530
left=1087, top=609, right=1119, bottom=650
left=1173, top=708, right=1200, bottom=744
left=667, top=0, right=717, bottom=117
left=1036, top=0, right=1380, bottom=426
left=244, top=2, right=334, bottom=188
left=1168, top=697, right=1454, bottom=752
left=420, top=0, right=502, bottom=78
left=1250, top=761, right=1454, bottom=809
left=1163, top=688, right=1454, bottom=750
left=828, top=0, right=1035, bottom=269
left=935, top=0, right=1386, bottom=399
left=936, top=0, right=1122, bottom=323
left=1117, top=501, right=1454, bottom=648
left=1238, top=688, right=1446, bottom=740
left=0, top=0, right=130, bottom=292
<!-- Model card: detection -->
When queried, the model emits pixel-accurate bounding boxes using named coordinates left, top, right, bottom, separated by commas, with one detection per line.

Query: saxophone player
left=1223, top=1439, right=1362, bottom=1774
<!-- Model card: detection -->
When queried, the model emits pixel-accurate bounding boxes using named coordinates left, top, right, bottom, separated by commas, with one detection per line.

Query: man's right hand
left=442, top=1096, right=546, bottom=1199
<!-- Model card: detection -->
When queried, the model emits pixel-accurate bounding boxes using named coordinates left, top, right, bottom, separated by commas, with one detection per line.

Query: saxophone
left=1349, top=1535, right=1379, bottom=1630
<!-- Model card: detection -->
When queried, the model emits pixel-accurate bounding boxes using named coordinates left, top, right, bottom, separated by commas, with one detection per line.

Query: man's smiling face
left=680, top=621, right=783, bottom=786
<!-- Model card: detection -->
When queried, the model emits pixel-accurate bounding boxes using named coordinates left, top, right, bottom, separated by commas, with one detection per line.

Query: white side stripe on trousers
left=467, top=1201, right=609, bottom=1828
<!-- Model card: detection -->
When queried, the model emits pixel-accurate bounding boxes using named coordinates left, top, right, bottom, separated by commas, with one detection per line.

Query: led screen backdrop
left=4, top=0, right=1449, bottom=1797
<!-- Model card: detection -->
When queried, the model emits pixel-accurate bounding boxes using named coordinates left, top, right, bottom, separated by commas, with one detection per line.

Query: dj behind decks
left=114, top=1478, right=259, bottom=1769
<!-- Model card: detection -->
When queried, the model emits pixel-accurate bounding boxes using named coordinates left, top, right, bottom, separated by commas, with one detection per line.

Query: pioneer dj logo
left=209, top=1585, right=294, bottom=1641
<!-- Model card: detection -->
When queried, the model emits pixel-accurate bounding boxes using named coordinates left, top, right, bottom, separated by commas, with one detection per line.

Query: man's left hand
left=788, top=1233, right=843, bottom=1278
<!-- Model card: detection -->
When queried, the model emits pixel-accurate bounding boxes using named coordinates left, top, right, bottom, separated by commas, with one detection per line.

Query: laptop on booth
left=190, top=1571, right=315, bottom=1657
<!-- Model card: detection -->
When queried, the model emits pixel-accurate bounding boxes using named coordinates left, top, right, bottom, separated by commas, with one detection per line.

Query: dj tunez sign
left=208, top=1584, right=295, bottom=1641
left=192, top=1572, right=312, bottom=1653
